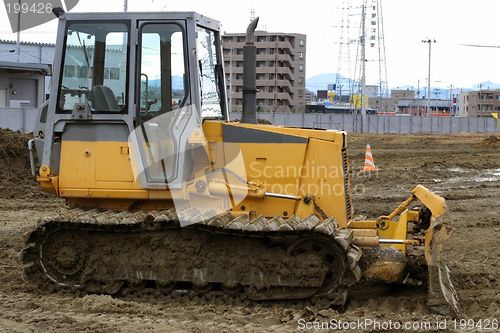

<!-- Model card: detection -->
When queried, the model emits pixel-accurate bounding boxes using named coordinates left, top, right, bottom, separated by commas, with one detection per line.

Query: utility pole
left=449, top=84, right=453, bottom=115
left=416, top=80, right=420, bottom=115
left=360, top=1, right=367, bottom=132
left=229, top=48, right=233, bottom=113
left=16, top=0, right=21, bottom=62
left=422, top=38, right=436, bottom=116
left=478, top=83, right=484, bottom=117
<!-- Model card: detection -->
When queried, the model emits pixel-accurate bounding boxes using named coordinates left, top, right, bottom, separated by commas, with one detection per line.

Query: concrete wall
left=1, top=108, right=498, bottom=134
left=0, top=107, right=39, bottom=133
left=230, top=112, right=500, bottom=134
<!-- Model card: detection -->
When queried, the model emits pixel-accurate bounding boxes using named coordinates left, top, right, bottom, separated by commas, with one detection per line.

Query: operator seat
left=93, top=85, right=121, bottom=112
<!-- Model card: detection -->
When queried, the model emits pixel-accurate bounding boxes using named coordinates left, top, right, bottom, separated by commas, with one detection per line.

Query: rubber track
left=21, top=208, right=362, bottom=307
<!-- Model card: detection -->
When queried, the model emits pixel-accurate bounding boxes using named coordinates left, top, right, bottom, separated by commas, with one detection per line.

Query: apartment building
left=459, top=89, right=500, bottom=117
left=222, top=32, right=306, bottom=113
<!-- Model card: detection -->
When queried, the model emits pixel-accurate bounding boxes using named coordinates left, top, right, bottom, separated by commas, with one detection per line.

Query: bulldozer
left=23, top=8, right=459, bottom=317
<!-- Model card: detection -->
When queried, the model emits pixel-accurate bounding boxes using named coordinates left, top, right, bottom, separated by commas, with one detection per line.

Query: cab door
left=130, top=21, right=194, bottom=189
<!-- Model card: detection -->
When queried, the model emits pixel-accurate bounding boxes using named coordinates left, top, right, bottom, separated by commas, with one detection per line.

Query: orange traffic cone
left=361, top=144, right=379, bottom=172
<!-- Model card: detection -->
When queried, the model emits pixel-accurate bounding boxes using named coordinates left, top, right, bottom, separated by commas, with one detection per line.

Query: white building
left=0, top=40, right=54, bottom=108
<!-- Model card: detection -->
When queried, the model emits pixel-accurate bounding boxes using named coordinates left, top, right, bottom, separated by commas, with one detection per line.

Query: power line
left=458, top=43, right=500, bottom=48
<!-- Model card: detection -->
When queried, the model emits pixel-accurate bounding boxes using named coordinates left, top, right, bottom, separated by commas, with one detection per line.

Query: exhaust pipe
left=241, top=17, right=259, bottom=124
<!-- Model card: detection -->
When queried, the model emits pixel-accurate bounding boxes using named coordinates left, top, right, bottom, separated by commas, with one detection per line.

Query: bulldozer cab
left=39, top=11, right=227, bottom=187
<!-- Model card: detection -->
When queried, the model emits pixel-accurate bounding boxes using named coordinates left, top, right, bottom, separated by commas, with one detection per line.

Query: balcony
left=255, top=54, right=275, bottom=61
left=253, top=41, right=277, bottom=48
left=228, top=79, right=243, bottom=86
left=227, top=67, right=243, bottom=74
left=275, top=79, right=292, bottom=87
left=223, top=41, right=245, bottom=49
left=276, top=41, right=293, bottom=50
left=224, top=53, right=243, bottom=61
left=275, top=66, right=293, bottom=77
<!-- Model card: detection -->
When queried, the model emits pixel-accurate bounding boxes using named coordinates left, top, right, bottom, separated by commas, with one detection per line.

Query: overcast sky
left=1, top=0, right=499, bottom=90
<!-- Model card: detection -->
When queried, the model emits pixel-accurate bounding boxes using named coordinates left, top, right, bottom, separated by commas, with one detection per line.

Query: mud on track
left=0, top=129, right=499, bottom=332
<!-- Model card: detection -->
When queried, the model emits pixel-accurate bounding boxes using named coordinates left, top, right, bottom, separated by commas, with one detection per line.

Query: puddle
left=434, top=169, right=500, bottom=184
left=448, top=167, right=468, bottom=173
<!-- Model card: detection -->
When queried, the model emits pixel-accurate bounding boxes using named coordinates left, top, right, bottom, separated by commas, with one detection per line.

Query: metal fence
left=0, top=107, right=39, bottom=133
left=231, top=112, right=500, bottom=134
left=1, top=108, right=498, bottom=134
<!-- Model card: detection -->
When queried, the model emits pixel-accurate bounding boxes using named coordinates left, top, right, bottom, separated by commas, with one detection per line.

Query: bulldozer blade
left=425, top=209, right=461, bottom=318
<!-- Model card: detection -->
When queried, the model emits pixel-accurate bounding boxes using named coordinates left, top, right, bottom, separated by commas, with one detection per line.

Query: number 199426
left=450, top=319, right=498, bottom=330
left=6, top=2, right=53, bottom=14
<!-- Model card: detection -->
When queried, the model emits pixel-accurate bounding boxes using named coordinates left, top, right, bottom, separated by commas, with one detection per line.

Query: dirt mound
left=478, top=135, right=500, bottom=147
left=0, top=128, right=44, bottom=199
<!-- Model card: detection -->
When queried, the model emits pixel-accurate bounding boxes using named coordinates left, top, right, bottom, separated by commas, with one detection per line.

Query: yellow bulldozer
left=23, top=9, right=459, bottom=317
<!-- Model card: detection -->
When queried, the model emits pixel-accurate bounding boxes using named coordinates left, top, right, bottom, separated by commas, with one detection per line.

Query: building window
left=64, top=65, right=75, bottom=77
left=299, top=39, right=305, bottom=46
left=299, top=77, right=304, bottom=83
left=110, top=68, right=120, bottom=80
left=76, top=66, right=88, bottom=78
left=104, top=68, right=120, bottom=80
left=299, top=64, right=304, bottom=71
left=299, top=52, right=304, bottom=58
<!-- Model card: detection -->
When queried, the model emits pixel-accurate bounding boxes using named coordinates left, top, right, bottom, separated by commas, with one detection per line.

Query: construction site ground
left=0, top=128, right=499, bottom=332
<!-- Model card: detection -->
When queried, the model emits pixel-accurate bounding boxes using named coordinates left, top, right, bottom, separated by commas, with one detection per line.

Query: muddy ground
left=0, top=129, right=499, bottom=332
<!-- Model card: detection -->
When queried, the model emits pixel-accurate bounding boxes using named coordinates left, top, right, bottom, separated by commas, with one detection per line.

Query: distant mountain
left=472, top=81, right=500, bottom=90
left=306, top=73, right=500, bottom=99
left=306, top=73, right=346, bottom=93
left=172, top=75, right=183, bottom=90
left=148, top=75, right=184, bottom=90
left=151, top=73, right=500, bottom=100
